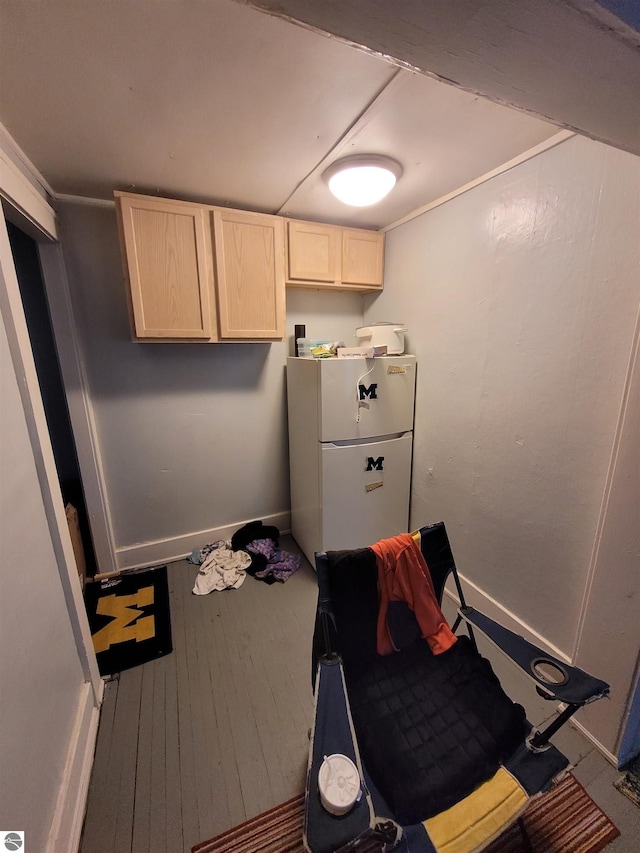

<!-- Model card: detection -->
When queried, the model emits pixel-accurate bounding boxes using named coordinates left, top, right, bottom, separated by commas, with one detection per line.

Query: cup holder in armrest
left=531, top=658, right=569, bottom=686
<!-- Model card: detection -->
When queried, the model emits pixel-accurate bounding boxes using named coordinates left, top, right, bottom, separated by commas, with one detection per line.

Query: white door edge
left=0, top=151, right=102, bottom=701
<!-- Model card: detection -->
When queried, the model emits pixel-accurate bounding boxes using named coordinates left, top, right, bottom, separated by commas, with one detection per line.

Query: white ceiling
left=249, top=0, right=640, bottom=158
left=0, top=0, right=564, bottom=229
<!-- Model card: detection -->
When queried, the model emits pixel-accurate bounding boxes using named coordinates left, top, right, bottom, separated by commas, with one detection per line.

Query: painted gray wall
left=0, top=311, right=86, bottom=850
left=57, top=200, right=365, bottom=563
left=365, top=135, right=640, bottom=657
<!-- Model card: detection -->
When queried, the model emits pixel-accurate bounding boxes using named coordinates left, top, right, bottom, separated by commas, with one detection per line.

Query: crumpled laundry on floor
left=231, top=520, right=301, bottom=584
left=246, top=538, right=301, bottom=583
left=190, top=522, right=301, bottom=592
left=192, top=540, right=251, bottom=595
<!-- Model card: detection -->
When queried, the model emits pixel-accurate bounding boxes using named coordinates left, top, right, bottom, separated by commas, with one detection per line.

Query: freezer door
left=320, top=432, right=413, bottom=552
left=318, top=355, right=416, bottom=441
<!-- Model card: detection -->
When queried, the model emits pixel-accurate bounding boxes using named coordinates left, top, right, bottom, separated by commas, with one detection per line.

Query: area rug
left=483, top=773, right=620, bottom=853
left=192, top=773, right=619, bottom=853
left=84, top=564, right=172, bottom=675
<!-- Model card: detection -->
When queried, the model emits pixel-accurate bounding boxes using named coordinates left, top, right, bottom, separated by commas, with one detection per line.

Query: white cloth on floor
left=192, top=541, right=251, bottom=594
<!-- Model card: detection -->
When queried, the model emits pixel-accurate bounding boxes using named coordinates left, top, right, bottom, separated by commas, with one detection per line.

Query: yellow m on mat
left=92, top=585, right=155, bottom=653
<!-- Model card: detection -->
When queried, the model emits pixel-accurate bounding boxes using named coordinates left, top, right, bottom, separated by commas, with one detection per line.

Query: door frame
left=0, top=128, right=106, bottom=700
left=37, top=240, right=117, bottom=572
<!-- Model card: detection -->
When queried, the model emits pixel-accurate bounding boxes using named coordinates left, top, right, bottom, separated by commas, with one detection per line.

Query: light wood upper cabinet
left=212, top=209, right=285, bottom=339
left=115, top=190, right=383, bottom=343
left=342, top=227, right=385, bottom=287
left=285, top=218, right=384, bottom=291
left=287, top=220, right=340, bottom=283
left=116, top=193, right=214, bottom=339
left=115, top=191, right=284, bottom=342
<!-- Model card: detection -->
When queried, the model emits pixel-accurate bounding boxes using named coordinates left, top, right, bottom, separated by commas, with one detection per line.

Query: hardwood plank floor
left=81, top=671, right=119, bottom=852
left=113, top=665, right=143, bottom=850
left=80, top=535, right=317, bottom=853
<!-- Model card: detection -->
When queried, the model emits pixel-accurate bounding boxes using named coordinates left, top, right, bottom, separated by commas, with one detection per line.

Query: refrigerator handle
left=324, top=431, right=412, bottom=448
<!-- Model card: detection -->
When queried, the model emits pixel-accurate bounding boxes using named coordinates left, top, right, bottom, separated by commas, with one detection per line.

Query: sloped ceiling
left=0, top=0, right=567, bottom=229
left=248, top=0, right=640, bottom=157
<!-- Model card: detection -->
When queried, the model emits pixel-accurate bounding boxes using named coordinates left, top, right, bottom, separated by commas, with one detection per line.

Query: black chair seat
left=323, top=546, right=526, bottom=824
left=343, top=636, right=527, bottom=824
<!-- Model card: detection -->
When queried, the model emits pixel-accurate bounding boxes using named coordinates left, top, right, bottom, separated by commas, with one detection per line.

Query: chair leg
left=528, top=703, right=581, bottom=750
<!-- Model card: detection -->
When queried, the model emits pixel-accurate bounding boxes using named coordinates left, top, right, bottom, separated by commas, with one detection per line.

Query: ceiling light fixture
left=322, top=155, right=403, bottom=207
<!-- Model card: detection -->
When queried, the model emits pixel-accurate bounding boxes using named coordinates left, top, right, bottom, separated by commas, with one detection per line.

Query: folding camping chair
left=304, top=522, right=609, bottom=853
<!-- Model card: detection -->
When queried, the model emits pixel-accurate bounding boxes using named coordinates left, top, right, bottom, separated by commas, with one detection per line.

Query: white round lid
left=318, top=753, right=361, bottom=815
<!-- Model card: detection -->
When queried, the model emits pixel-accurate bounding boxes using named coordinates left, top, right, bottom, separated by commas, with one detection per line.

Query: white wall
left=0, top=311, right=87, bottom=850
left=365, top=134, right=640, bottom=752
left=57, top=200, right=365, bottom=568
left=575, top=305, right=640, bottom=753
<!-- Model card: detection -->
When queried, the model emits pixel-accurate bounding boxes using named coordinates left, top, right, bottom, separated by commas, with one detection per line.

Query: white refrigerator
left=286, top=355, right=417, bottom=565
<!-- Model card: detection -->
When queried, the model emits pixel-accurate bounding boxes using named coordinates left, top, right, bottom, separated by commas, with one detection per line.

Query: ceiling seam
left=275, top=66, right=406, bottom=217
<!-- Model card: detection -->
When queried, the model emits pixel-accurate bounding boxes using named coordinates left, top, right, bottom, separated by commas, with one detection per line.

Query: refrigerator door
left=318, top=355, right=416, bottom=441
left=320, top=432, right=413, bottom=552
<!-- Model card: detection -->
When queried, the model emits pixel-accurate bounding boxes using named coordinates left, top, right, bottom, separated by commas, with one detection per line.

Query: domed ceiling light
left=322, top=155, right=403, bottom=207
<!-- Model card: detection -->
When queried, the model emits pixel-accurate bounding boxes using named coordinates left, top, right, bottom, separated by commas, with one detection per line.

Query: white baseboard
left=46, top=679, right=104, bottom=853
left=447, top=574, right=622, bottom=764
left=446, top=570, right=571, bottom=663
left=569, top=718, right=618, bottom=767
left=114, top=511, right=292, bottom=570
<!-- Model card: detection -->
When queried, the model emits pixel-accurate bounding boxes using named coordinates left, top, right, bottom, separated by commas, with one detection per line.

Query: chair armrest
left=459, top=607, right=609, bottom=706
left=304, top=658, right=373, bottom=853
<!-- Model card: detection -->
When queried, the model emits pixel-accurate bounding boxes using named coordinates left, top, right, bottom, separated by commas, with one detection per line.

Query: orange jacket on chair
left=371, top=533, right=457, bottom=656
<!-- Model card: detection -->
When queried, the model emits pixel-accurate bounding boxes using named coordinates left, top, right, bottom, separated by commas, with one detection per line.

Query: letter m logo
left=92, top=586, right=155, bottom=653
left=366, top=456, right=384, bottom=472
left=359, top=383, right=378, bottom=400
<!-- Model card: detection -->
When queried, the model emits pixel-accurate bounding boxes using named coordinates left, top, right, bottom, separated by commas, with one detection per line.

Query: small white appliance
left=287, top=355, right=416, bottom=565
left=356, top=322, right=407, bottom=354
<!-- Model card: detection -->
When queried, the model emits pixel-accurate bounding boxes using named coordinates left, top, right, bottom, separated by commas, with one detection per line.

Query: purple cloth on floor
left=246, top=538, right=301, bottom=582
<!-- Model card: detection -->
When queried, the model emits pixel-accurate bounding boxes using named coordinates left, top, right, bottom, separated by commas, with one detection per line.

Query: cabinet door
left=212, top=210, right=285, bottom=339
left=116, top=193, right=214, bottom=339
left=342, top=228, right=384, bottom=287
left=287, top=220, right=340, bottom=283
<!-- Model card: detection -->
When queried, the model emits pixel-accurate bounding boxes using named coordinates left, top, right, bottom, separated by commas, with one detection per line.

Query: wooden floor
left=80, top=536, right=318, bottom=853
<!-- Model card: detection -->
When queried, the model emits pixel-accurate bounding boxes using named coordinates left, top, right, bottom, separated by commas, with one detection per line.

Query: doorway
left=6, top=220, right=97, bottom=576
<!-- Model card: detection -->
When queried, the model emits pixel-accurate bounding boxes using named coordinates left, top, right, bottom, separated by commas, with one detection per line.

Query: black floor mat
left=84, top=564, right=172, bottom=675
